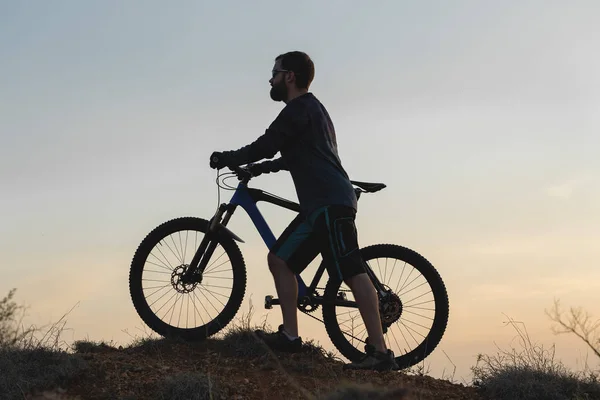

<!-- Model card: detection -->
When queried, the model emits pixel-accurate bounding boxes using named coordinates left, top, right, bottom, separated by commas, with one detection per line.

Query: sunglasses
left=271, top=69, right=290, bottom=78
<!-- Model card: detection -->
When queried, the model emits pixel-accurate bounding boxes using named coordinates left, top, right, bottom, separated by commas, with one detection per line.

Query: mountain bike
left=128, top=165, right=449, bottom=369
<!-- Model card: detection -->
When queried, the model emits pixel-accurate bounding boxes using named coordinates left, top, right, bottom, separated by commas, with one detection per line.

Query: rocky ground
left=19, top=329, right=483, bottom=400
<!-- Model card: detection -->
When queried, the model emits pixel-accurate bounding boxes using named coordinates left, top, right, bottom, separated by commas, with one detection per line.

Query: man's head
left=269, top=51, right=315, bottom=103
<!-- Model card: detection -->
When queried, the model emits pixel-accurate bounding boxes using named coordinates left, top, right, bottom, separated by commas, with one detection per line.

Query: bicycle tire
left=322, top=244, right=449, bottom=369
left=129, top=217, right=246, bottom=341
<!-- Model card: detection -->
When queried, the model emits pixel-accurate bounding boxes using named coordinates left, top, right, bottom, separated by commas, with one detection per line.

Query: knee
left=267, top=252, right=284, bottom=274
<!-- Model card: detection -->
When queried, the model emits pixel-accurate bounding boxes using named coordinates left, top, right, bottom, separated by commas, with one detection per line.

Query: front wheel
left=322, top=244, right=449, bottom=369
left=129, top=217, right=247, bottom=341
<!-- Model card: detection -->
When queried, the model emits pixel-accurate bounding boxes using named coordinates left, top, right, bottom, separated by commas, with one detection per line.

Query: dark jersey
left=223, top=92, right=357, bottom=216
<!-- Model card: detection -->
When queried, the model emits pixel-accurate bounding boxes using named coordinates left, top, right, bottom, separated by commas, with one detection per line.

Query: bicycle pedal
left=264, top=295, right=273, bottom=309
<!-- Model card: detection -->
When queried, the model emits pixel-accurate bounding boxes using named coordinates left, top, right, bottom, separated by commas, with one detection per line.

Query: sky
left=1, top=0, right=599, bottom=382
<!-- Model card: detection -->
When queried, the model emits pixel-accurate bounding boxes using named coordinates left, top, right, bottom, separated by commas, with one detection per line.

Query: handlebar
left=211, top=155, right=368, bottom=197
left=228, top=165, right=252, bottom=182
left=211, top=154, right=253, bottom=183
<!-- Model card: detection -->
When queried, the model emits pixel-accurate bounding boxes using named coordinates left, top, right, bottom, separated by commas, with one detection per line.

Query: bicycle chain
left=298, top=287, right=368, bottom=346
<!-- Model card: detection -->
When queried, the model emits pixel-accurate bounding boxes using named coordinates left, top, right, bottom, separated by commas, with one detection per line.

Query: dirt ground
left=25, top=336, right=484, bottom=400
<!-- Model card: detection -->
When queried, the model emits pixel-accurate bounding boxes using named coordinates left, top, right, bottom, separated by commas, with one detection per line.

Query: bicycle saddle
left=350, top=180, right=386, bottom=193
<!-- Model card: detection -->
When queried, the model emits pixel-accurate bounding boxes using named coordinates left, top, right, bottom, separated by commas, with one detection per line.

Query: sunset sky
left=1, top=1, right=599, bottom=380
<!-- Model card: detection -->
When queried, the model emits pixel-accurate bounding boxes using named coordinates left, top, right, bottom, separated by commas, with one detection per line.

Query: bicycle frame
left=225, top=181, right=317, bottom=299
left=186, top=174, right=387, bottom=306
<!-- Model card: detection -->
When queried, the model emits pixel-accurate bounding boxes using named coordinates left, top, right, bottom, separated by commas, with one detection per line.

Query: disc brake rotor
left=171, top=265, right=199, bottom=294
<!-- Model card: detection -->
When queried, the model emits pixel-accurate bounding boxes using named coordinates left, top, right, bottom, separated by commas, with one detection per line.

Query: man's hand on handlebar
left=209, top=151, right=255, bottom=181
left=209, top=151, right=231, bottom=170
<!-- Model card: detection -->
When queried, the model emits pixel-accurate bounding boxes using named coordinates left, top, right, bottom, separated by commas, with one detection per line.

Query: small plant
left=546, top=299, right=600, bottom=363
left=0, top=346, right=87, bottom=399
left=72, top=339, right=118, bottom=353
left=472, top=313, right=600, bottom=400
left=216, top=300, right=274, bottom=359
left=0, top=289, right=87, bottom=398
left=0, top=288, right=33, bottom=348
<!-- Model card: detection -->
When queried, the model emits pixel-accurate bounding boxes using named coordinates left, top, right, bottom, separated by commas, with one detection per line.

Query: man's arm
left=260, top=157, right=288, bottom=172
left=250, top=157, right=288, bottom=176
left=215, top=102, right=307, bottom=167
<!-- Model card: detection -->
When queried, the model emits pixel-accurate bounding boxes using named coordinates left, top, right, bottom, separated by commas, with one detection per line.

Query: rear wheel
left=322, top=244, right=449, bottom=369
left=129, top=217, right=246, bottom=340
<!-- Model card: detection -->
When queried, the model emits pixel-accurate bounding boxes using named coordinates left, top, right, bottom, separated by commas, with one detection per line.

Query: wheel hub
left=380, top=291, right=402, bottom=326
left=171, top=265, right=199, bottom=293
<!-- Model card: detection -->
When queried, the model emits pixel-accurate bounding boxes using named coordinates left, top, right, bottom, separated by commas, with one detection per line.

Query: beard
left=270, top=81, right=288, bottom=102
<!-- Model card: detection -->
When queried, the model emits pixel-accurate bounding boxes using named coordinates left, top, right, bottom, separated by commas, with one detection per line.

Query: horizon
left=1, top=0, right=599, bottom=382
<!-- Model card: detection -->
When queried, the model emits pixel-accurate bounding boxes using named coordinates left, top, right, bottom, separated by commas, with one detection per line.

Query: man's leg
left=318, top=205, right=397, bottom=370
left=256, top=212, right=320, bottom=349
left=267, top=252, right=299, bottom=337
left=345, top=273, right=386, bottom=353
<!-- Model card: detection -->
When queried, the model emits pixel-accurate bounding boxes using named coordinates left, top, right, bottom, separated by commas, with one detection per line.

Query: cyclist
left=209, top=51, right=398, bottom=371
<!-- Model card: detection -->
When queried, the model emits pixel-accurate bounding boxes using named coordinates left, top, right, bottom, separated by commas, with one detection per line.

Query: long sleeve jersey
left=221, top=92, right=357, bottom=216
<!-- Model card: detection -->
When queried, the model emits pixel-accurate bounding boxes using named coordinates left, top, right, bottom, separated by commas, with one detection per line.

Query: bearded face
left=270, top=77, right=288, bottom=102
left=269, top=60, right=290, bottom=102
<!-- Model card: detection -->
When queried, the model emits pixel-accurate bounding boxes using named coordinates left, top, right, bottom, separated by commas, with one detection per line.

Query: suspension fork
left=182, top=203, right=237, bottom=283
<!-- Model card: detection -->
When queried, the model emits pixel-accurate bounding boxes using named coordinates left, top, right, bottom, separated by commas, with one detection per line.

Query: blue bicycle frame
left=186, top=169, right=387, bottom=306
left=227, top=181, right=312, bottom=298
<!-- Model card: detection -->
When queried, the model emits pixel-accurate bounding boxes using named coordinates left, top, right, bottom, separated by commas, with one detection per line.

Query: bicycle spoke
left=394, top=261, right=408, bottom=293
left=398, top=267, right=415, bottom=295
left=403, top=291, right=432, bottom=306
left=178, top=292, right=186, bottom=328
left=389, top=327, right=403, bottom=354
left=204, top=257, right=230, bottom=274
left=148, top=252, right=172, bottom=271
left=168, top=235, right=183, bottom=265
left=145, top=260, right=173, bottom=272
left=200, top=285, right=227, bottom=308
left=168, top=293, right=181, bottom=325
left=204, top=249, right=227, bottom=272
left=145, top=284, right=171, bottom=299
left=183, top=231, right=189, bottom=263
left=163, top=237, right=182, bottom=265
left=402, top=309, right=434, bottom=321
left=193, top=291, right=212, bottom=322
left=191, top=292, right=205, bottom=326
left=401, top=317, right=432, bottom=331
left=399, top=280, right=428, bottom=297
left=144, top=269, right=172, bottom=274
left=177, top=232, right=185, bottom=263
left=155, top=291, right=178, bottom=316
left=201, top=283, right=233, bottom=290
left=153, top=246, right=175, bottom=270
left=185, top=294, right=189, bottom=329
left=204, top=267, right=233, bottom=275
left=384, top=257, right=389, bottom=285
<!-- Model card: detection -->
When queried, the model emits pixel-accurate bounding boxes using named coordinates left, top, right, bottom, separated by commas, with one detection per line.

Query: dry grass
left=472, top=313, right=600, bottom=400
left=0, top=289, right=88, bottom=399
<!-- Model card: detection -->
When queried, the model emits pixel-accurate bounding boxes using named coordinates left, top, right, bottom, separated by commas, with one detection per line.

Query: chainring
left=298, top=290, right=321, bottom=313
